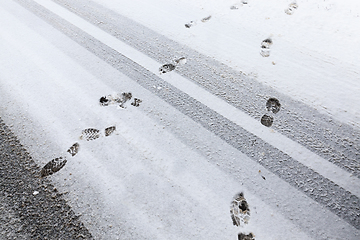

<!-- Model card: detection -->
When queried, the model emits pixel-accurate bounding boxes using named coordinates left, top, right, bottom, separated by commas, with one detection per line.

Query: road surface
left=0, top=0, right=359, bottom=239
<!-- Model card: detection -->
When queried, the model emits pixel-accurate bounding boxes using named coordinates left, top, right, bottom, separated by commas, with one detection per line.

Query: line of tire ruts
left=40, top=3, right=287, bottom=236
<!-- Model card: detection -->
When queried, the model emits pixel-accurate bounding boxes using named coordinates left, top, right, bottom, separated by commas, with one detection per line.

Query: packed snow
left=0, top=0, right=359, bottom=239
left=94, top=0, right=360, bottom=129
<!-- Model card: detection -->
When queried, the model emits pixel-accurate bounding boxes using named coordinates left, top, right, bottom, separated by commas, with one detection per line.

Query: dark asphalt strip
left=0, top=119, right=93, bottom=239
left=51, top=0, right=360, bottom=178
left=13, top=0, right=360, bottom=230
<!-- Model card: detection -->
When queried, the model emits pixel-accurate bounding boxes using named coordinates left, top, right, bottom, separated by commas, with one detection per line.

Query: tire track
left=12, top=0, right=360, bottom=231
left=51, top=0, right=360, bottom=178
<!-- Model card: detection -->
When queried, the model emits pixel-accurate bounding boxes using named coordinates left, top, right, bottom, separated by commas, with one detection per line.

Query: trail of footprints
left=40, top=126, right=117, bottom=178
left=40, top=3, right=292, bottom=237
left=40, top=91, right=142, bottom=178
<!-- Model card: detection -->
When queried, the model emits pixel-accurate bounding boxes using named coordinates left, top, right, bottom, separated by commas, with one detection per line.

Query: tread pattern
left=80, top=128, right=100, bottom=141
left=230, top=192, right=250, bottom=227
left=41, top=157, right=67, bottom=178
left=67, top=142, right=80, bottom=156
left=105, top=126, right=116, bottom=137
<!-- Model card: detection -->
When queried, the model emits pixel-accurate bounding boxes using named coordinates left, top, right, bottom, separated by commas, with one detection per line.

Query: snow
left=93, top=0, right=360, bottom=129
left=30, top=0, right=360, bottom=197
left=0, top=0, right=359, bottom=239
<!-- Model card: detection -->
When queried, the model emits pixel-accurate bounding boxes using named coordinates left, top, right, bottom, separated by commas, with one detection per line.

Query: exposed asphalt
left=0, top=119, right=92, bottom=239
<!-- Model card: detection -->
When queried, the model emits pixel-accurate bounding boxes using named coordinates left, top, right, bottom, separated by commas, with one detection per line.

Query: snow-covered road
left=1, top=0, right=359, bottom=239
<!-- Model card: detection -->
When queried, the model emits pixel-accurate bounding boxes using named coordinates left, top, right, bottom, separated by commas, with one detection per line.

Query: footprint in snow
left=80, top=128, right=101, bottom=141
left=260, top=97, right=281, bottom=127
left=266, top=97, right=281, bottom=114
left=230, top=1, right=248, bottom=9
left=67, top=142, right=80, bottom=156
left=104, top=126, right=116, bottom=137
left=285, top=2, right=298, bottom=15
left=260, top=38, right=273, bottom=57
left=41, top=88, right=140, bottom=178
left=40, top=157, right=67, bottom=178
left=185, top=15, right=212, bottom=28
left=40, top=125, right=117, bottom=177
left=100, top=92, right=142, bottom=108
left=80, top=126, right=117, bottom=141
left=159, top=63, right=176, bottom=74
left=260, top=114, right=274, bottom=127
left=238, top=232, right=255, bottom=240
left=159, top=57, right=187, bottom=74
left=99, top=92, right=133, bottom=108
left=230, top=192, right=250, bottom=226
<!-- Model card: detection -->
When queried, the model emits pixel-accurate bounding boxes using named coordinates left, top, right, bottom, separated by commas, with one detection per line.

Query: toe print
left=41, top=157, right=67, bottom=178
left=105, top=126, right=116, bottom=137
left=266, top=98, right=281, bottom=114
left=159, top=64, right=176, bottom=74
left=238, top=232, right=255, bottom=240
left=185, top=14, right=212, bottom=28
left=260, top=38, right=272, bottom=57
left=230, top=192, right=250, bottom=226
left=67, top=142, right=79, bottom=156
left=131, top=98, right=142, bottom=107
left=80, top=128, right=100, bottom=141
